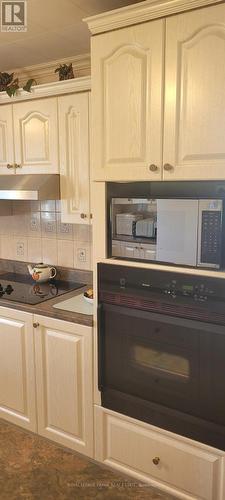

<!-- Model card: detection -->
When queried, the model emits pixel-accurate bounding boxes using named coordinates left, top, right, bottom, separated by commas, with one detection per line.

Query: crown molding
left=84, top=0, right=223, bottom=34
left=5, top=53, right=91, bottom=86
left=0, top=76, right=91, bottom=104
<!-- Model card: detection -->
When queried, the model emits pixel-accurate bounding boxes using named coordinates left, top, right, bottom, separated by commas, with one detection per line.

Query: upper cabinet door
left=91, top=20, right=164, bottom=181
left=13, top=97, right=59, bottom=174
left=0, top=104, right=14, bottom=173
left=58, top=92, right=90, bottom=224
left=164, top=3, right=225, bottom=180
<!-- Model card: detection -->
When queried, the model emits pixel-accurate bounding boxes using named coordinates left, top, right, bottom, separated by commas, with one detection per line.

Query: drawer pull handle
left=80, top=213, right=87, bottom=219
left=7, top=164, right=13, bottom=169
left=33, top=322, right=40, bottom=328
left=163, top=163, right=173, bottom=172
left=152, top=457, right=160, bottom=466
left=149, top=164, right=158, bottom=172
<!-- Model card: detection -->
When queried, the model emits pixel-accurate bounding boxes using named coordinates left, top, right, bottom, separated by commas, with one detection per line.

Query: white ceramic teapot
left=28, top=263, right=57, bottom=283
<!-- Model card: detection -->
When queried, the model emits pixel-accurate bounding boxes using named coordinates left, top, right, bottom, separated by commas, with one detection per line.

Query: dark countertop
left=0, top=285, right=93, bottom=327
left=0, top=260, right=93, bottom=327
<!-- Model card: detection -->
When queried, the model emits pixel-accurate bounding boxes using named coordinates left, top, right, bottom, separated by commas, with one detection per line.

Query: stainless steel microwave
left=110, top=197, right=223, bottom=269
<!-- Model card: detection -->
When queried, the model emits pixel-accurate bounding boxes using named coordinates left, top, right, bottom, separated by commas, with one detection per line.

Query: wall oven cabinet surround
left=58, top=92, right=91, bottom=224
left=0, top=98, right=59, bottom=174
left=95, top=406, right=224, bottom=500
left=89, top=2, right=225, bottom=181
left=98, top=263, right=225, bottom=451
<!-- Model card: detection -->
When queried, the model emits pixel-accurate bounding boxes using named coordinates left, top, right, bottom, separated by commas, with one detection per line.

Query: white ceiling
left=1, top=0, right=141, bottom=71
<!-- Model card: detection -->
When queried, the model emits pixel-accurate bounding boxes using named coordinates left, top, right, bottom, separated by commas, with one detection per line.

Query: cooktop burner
left=0, top=272, right=85, bottom=305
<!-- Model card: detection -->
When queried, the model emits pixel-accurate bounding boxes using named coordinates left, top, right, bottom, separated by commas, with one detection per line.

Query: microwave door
left=156, top=200, right=199, bottom=266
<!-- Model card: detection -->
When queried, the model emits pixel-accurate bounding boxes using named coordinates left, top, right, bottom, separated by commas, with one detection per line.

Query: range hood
left=0, top=175, right=60, bottom=200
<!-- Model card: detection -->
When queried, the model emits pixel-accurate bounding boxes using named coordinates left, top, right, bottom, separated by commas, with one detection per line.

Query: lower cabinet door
left=34, top=315, right=93, bottom=457
left=0, top=307, right=36, bottom=431
left=95, top=407, right=223, bottom=500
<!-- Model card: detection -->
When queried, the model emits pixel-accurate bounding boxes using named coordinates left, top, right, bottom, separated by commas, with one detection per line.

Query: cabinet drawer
left=95, top=407, right=222, bottom=500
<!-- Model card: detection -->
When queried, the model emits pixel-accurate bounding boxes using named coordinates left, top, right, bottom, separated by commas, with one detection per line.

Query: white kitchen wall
left=0, top=200, right=92, bottom=270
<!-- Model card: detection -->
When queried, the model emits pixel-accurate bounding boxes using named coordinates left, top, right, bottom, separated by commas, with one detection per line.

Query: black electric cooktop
left=0, top=273, right=85, bottom=305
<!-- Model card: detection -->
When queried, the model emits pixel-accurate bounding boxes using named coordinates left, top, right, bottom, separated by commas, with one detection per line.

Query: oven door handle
left=97, top=303, right=104, bottom=391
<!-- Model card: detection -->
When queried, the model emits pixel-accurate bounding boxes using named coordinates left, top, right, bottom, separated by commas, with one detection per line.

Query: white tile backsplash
left=74, top=240, right=92, bottom=270
left=28, top=237, right=42, bottom=262
left=0, top=200, right=92, bottom=269
left=57, top=240, right=74, bottom=267
left=41, top=200, right=56, bottom=212
left=0, top=236, right=14, bottom=260
left=41, top=212, right=57, bottom=238
left=56, top=214, right=73, bottom=240
left=28, top=212, right=41, bottom=237
left=73, top=224, right=92, bottom=242
left=42, top=238, right=58, bottom=265
left=13, top=237, right=28, bottom=261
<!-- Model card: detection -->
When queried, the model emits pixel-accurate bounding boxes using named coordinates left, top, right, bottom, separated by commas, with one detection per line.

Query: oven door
left=98, top=303, right=225, bottom=426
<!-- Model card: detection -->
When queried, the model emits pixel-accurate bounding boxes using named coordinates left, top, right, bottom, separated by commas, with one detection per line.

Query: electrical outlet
left=16, top=242, right=24, bottom=257
left=77, top=248, right=86, bottom=262
left=60, top=223, right=70, bottom=234
left=30, top=215, right=40, bottom=232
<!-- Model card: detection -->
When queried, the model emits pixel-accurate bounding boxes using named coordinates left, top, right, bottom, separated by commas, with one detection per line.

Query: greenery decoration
left=0, top=72, right=37, bottom=97
left=55, top=63, right=74, bottom=81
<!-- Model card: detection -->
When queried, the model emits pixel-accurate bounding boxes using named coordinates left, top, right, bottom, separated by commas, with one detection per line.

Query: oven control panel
left=98, top=263, right=225, bottom=305
left=163, top=279, right=216, bottom=301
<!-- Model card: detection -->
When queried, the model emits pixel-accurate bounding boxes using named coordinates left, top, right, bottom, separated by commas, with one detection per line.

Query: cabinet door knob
left=149, top=164, right=158, bottom=172
left=163, top=163, right=173, bottom=172
left=7, top=164, right=13, bottom=169
left=33, top=322, right=40, bottom=328
left=16, top=163, right=22, bottom=169
left=152, top=457, right=160, bottom=466
left=80, top=213, right=87, bottom=219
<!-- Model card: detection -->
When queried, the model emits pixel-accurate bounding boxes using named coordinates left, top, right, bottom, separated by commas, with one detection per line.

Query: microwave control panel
left=200, top=210, right=222, bottom=265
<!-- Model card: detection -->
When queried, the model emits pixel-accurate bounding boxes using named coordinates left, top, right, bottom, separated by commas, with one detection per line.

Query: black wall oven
left=98, top=263, right=225, bottom=450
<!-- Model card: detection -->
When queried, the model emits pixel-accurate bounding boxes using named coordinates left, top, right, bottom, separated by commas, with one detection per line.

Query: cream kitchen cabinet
left=34, top=315, right=94, bottom=457
left=163, top=3, right=225, bottom=181
left=0, top=307, right=36, bottom=432
left=58, top=92, right=91, bottom=223
left=90, top=2, right=225, bottom=182
left=91, top=19, right=164, bottom=181
left=0, top=105, right=14, bottom=170
left=95, top=406, right=224, bottom=500
left=12, top=97, right=59, bottom=174
left=0, top=98, right=58, bottom=174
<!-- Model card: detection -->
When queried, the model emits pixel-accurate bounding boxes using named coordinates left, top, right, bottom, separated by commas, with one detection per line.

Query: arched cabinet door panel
left=164, top=3, right=225, bottom=180
left=58, top=92, right=91, bottom=224
left=91, top=19, right=164, bottom=181
left=0, top=307, right=36, bottom=432
left=13, top=97, right=59, bottom=174
left=0, top=105, right=14, bottom=173
left=34, top=315, right=93, bottom=457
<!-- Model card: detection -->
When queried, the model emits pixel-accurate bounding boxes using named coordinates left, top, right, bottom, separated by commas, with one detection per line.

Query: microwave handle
left=97, top=303, right=105, bottom=391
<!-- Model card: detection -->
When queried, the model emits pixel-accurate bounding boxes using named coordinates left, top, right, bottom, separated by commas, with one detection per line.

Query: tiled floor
left=0, top=419, right=177, bottom=500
